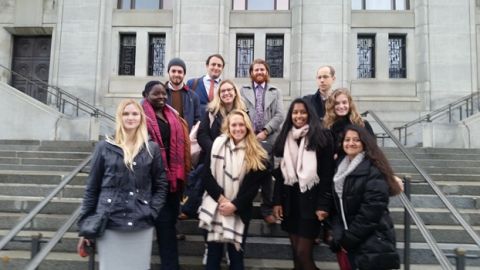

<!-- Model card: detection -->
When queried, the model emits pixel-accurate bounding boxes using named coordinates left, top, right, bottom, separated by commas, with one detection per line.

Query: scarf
left=280, top=125, right=319, bottom=192
left=333, top=152, right=365, bottom=229
left=198, top=134, right=246, bottom=250
left=143, top=100, right=186, bottom=192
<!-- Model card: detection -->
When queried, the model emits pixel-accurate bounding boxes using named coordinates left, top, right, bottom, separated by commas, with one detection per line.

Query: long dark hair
left=341, top=125, right=402, bottom=195
left=273, top=98, right=331, bottom=157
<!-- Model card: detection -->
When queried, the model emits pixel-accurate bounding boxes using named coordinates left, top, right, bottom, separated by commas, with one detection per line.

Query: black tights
left=289, top=234, right=318, bottom=270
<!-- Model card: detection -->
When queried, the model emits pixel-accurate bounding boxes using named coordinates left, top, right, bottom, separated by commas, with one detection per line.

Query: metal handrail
left=367, top=110, right=480, bottom=248
left=0, top=63, right=114, bottom=122
left=393, top=92, right=480, bottom=145
left=0, top=155, right=92, bottom=250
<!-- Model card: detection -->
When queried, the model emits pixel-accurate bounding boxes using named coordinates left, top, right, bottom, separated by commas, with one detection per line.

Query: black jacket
left=303, top=90, right=327, bottom=121
left=330, top=158, right=399, bottom=270
left=272, top=131, right=335, bottom=219
left=197, top=112, right=223, bottom=163
left=78, top=140, right=168, bottom=232
left=331, top=116, right=374, bottom=154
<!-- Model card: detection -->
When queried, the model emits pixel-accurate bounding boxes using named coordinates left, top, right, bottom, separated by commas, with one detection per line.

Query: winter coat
left=166, top=84, right=201, bottom=131
left=330, top=158, right=399, bottom=270
left=78, top=140, right=168, bottom=232
left=303, top=90, right=327, bottom=121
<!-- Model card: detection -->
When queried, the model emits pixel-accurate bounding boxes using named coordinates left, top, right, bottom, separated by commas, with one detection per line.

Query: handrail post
left=449, top=104, right=452, bottom=123
left=459, top=106, right=463, bottom=121
left=403, top=175, right=411, bottom=270
left=30, top=233, right=42, bottom=270
left=404, top=127, right=407, bottom=145
left=455, top=247, right=466, bottom=270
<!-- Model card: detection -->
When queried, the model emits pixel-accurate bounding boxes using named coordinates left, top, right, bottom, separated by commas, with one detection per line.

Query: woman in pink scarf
left=142, top=80, right=189, bottom=270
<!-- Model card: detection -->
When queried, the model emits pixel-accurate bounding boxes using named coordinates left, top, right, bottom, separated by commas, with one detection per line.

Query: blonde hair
left=221, top=109, right=267, bottom=172
left=114, top=99, right=151, bottom=170
left=207, top=79, right=246, bottom=117
left=323, top=88, right=365, bottom=129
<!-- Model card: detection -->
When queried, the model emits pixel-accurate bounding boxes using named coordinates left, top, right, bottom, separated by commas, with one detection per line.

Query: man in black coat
left=303, top=65, right=336, bottom=121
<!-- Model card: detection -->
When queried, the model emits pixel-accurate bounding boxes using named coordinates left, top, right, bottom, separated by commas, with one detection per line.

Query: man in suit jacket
left=303, top=65, right=336, bottom=121
left=186, top=54, right=225, bottom=118
left=240, top=58, right=284, bottom=225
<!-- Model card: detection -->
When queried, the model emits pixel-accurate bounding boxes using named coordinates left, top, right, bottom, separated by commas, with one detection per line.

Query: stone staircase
left=0, top=141, right=479, bottom=269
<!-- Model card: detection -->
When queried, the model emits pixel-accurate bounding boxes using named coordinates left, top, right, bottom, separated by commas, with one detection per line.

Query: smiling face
left=228, top=114, right=247, bottom=144
left=168, top=65, right=185, bottom=87
left=291, top=102, right=309, bottom=129
left=122, top=103, right=142, bottom=132
left=343, top=130, right=364, bottom=160
left=334, top=93, right=350, bottom=117
left=146, top=84, right=168, bottom=111
left=250, top=63, right=269, bottom=84
left=206, top=56, right=224, bottom=80
left=219, top=82, right=236, bottom=106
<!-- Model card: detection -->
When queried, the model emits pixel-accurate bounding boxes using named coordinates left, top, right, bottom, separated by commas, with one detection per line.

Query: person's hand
left=256, top=131, right=268, bottom=141
left=316, top=210, right=329, bottom=221
left=218, top=195, right=229, bottom=204
left=218, top=201, right=237, bottom=216
left=394, top=175, right=404, bottom=193
left=273, top=205, right=283, bottom=220
left=77, top=237, right=92, bottom=257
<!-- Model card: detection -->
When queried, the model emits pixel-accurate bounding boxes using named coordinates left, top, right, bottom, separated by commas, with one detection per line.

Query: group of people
left=76, top=54, right=403, bottom=270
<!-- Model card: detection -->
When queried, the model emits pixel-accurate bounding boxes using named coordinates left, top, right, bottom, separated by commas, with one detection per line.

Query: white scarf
left=333, top=152, right=365, bottom=229
left=198, top=134, right=246, bottom=250
left=280, top=125, right=319, bottom=192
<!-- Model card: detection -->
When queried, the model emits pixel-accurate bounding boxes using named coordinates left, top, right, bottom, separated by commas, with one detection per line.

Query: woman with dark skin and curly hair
left=329, top=125, right=402, bottom=270
left=272, top=98, right=335, bottom=270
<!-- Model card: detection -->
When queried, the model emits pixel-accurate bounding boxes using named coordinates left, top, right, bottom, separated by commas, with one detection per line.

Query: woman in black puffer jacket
left=329, top=125, right=402, bottom=270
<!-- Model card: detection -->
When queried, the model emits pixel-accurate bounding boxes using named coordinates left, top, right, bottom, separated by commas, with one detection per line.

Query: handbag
left=78, top=191, right=119, bottom=239
left=336, top=250, right=352, bottom=270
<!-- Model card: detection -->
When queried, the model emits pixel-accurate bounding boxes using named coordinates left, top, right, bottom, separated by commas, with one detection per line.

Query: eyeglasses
left=220, top=87, right=235, bottom=94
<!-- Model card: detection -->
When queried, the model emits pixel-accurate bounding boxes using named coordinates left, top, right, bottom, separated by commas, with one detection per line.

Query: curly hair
left=323, top=88, right=364, bottom=129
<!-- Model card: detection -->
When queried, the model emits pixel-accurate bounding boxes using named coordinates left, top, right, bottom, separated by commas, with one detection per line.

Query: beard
left=250, top=73, right=269, bottom=84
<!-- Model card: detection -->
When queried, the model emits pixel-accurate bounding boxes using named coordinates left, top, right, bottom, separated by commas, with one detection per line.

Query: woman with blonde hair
left=323, top=88, right=374, bottom=154
left=77, top=99, right=168, bottom=270
left=199, top=109, right=270, bottom=270
left=181, top=79, right=246, bottom=219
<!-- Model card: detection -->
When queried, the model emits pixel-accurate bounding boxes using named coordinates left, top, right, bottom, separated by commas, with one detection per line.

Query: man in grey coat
left=240, top=58, right=284, bottom=224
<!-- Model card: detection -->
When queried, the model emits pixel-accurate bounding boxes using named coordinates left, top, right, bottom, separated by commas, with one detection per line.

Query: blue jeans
left=155, top=192, right=180, bottom=270
left=205, top=242, right=244, bottom=270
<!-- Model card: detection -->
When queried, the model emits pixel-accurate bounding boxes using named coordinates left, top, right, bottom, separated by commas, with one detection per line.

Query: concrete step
left=0, top=196, right=81, bottom=215
left=389, top=159, right=480, bottom=168
left=392, top=165, right=480, bottom=175
left=390, top=195, right=479, bottom=209
left=0, top=171, right=87, bottom=185
left=0, top=157, right=86, bottom=166
left=385, top=151, right=480, bottom=161
left=409, top=181, right=480, bottom=196
left=382, top=147, right=480, bottom=155
left=0, top=150, right=90, bottom=159
left=0, top=140, right=95, bottom=152
left=403, top=173, right=480, bottom=182
left=0, top=183, right=85, bottom=198
left=0, top=164, right=78, bottom=172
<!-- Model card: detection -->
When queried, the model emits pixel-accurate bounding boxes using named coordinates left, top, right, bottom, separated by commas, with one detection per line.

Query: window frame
left=352, top=0, right=409, bottom=10
left=117, top=0, right=165, bottom=9
left=357, top=34, right=376, bottom=79
left=232, top=0, right=290, bottom=10
left=388, top=34, right=407, bottom=79
left=118, top=33, right=137, bottom=76
left=265, top=34, right=284, bottom=78
left=148, top=33, right=166, bottom=76
left=235, top=34, right=255, bottom=78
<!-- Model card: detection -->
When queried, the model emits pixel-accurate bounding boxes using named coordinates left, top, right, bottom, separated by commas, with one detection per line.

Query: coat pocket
left=354, top=230, right=400, bottom=269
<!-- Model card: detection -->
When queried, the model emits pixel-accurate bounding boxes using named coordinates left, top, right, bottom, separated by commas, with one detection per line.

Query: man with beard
left=240, top=58, right=284, bottom=225
left=186, top=54, right=225, bottom=118
left=166, top=57, right=200, bottom=130
left=303, top=65, right=336, bottom=121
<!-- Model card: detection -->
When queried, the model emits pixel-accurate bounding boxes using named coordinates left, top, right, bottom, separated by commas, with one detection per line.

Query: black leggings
left=289, top=234, right=318, bottom=270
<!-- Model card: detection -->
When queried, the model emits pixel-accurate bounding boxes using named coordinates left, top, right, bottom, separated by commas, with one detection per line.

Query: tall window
left=357, top=34, right=375, bottom=78
left=118, top=0, right=173, bottom=9
left=233, top=0, right=289, bottom=10
left=119, top=34, right=136, bottom=76
left=389, top=35, right=406, bottom=78
left=148, top=34, right=166, bottom=76
left=352, top=0, right=408, bottom=10
left=236, top=35, right=254, bottom=78
left=265, top=35, right=284, bottom=78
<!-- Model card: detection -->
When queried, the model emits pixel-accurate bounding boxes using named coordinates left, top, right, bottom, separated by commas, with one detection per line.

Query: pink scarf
left=143, top=100, right=186, bottom=192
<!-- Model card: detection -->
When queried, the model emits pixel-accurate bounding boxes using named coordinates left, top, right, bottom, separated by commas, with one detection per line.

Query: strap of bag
left=191, top=78, right=200, bottom=92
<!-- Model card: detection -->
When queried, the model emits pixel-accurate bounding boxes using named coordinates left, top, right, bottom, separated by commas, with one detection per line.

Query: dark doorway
left=11, top=36, right=52, bottom=103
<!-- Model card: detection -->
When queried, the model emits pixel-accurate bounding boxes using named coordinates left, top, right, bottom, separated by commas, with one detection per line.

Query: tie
left=208, top=79, right=215, bottom=101
left=253, top=85, right=265, bottom=132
